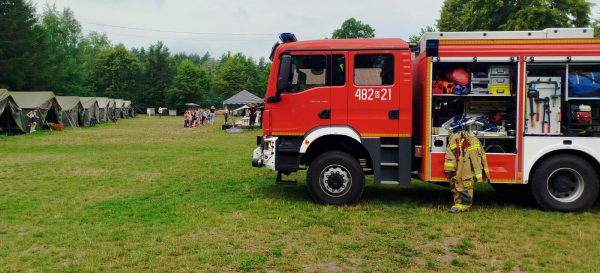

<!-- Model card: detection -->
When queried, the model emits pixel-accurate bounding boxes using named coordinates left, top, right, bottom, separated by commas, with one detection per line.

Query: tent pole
left=65, top=110, right=77, bottom=130
left=6, top=104, right=9, bottom=136
left=4, top=102, right=12, bottom=136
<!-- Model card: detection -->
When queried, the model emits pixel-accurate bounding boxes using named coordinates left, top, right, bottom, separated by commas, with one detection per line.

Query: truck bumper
left=252, top=136, right=278, bottom=170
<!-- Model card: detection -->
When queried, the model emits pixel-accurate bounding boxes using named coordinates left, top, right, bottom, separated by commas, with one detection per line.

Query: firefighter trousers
left=450, top=176, right=474, bottom=211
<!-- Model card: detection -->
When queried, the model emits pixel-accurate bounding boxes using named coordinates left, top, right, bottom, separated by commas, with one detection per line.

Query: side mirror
left=276, top=55, right=292, bottom=96
left=266, top=96, right=282, bottom=103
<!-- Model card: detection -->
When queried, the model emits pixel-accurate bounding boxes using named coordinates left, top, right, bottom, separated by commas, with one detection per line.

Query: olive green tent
left=123, top=100, right=134, bottom=118
left=95, top=97, right=109, bottom=121
left=0, top=89, right=22, bottom=135
left=79, top=97, right=100, bottom=125
left=115, top=99, right=125, bottom=118
left=56, top=96, right=83, bottom=128
left=8, top=91, right=62, bottom=133
left=108, top=98, right=117, bottom=121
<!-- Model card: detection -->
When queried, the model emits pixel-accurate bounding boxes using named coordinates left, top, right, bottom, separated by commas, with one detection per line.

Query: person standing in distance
left=210, top=106, right=216, bottom=125
left=247, top=104, right=257, bottom=130
left=223, top=106, right=229, bottom=124
left=158, top=107, right=163, bottom=118
left=147, top=108, right=151, bottom=118
left=27, top=108, right=39, bottom=132
left=184, top=111, right=189, bottom=128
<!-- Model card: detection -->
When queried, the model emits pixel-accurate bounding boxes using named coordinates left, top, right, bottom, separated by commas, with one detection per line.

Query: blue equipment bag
left=559, top=72, right=600, bottom=98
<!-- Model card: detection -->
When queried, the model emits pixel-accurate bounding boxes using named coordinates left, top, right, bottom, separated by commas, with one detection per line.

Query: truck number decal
left=355, top=88, right=391, bottom=101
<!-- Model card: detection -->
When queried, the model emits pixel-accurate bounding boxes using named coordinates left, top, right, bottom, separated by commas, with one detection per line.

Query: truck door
left=348, top=52, right=399, bottom=136
left=330, top=52, right=348, bottom=125
left=270, top=52, right=333, bottom=135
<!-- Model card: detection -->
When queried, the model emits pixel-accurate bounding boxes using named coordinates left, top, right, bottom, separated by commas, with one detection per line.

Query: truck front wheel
left=531, top=155, right=599, bottom=212
left=306, top=151, right=365, bottom=205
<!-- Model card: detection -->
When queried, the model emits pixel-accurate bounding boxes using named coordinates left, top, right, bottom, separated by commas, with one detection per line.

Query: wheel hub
left=546, top=168, right=584, bottom=203
left=326, top=174, right=344, bottom=190
left=320, top=165, right=352, bottom=197
left=549, top=176, right=572, bottom=193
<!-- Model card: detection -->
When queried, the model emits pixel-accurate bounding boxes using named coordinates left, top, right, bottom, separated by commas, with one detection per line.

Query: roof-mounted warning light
left=279, top=33, right=297, bottom=43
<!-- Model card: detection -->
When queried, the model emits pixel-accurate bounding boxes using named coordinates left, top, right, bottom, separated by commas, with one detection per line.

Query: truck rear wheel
left=306, top=151, right=365, bottom=205
left=531, top=155, right=599, bottom=212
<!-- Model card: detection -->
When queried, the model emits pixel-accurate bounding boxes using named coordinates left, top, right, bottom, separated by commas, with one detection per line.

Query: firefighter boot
left=449, top=177, right=474, bottom=213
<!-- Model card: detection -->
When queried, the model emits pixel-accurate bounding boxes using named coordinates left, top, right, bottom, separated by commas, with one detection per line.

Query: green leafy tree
left=80, top=31, right=112, bottom=93
left=173, top=52, right=202, bottom=66
left=332, top=18, right=375, bottom=39
left=256, top=63, right=271, bottom=97
left=39, top=4, right=86, bottom=95
left=437, top=0, right=593, bottom=31
left=213, top=56, right=248, bottom=102
left=219, top=51, right=232, bottom=67
left=244, top=56, right=260, bottom=95
left=80, top=32, right=112, bottom=70
left=593, top=17, right=600, bottom=37
left=91, top=44, right=141, bottom=99
left=408, top=26, right=438, bottom=43
left=1, top=0, right=275, bottom=107
left=200, top=52, right=211, bottom=66
left=140, top=41, right=176, bottom=108
left=201, top=57, right=220, bottom=76
left=167, top=59, right=210, bottom=111
left=257, top=57, right=267, bottom=72
left=130, top=46, right=147, bottom=64
left=0, top=0, right=41, bottom=90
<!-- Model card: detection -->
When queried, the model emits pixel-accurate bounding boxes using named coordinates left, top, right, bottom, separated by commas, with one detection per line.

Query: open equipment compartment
left=526, top=63, right=600, bottom=136
left=430, top=60, right=519, bottom=155
left=563, top=63, right=600, bottom=136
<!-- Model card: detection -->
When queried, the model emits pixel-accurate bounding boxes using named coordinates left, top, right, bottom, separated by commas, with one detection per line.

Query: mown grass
left=1, top=116, right=599, bottom=272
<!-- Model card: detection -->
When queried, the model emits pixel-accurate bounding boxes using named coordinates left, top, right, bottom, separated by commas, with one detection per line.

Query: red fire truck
left=251, top=29, right=600, bottom=212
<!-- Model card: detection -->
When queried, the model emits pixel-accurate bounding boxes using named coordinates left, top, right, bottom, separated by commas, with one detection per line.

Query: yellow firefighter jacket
left=444, top=132, right=491, bottom=182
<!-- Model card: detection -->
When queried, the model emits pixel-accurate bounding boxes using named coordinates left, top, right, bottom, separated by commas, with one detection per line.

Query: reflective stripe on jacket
left=444, top=133, right=462, bottom=173
left=464, top=135, right=490, bottom=181
left=444, top=132, right=491, bottom=181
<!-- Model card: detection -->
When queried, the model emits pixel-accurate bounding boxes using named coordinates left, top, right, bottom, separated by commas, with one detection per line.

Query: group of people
left=148, top=107, right=165, bottom=118
left=146, top=104, right=260, bottom=130
left=183, top=106, right=216, bottom=128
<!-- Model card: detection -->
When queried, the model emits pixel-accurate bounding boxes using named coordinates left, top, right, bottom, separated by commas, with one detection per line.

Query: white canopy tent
left=232, top=105, right=249, bottom=116
left=222, top=90, right=263, bottom=131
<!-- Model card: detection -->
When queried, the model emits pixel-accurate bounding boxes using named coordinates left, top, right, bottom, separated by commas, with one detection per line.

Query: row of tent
left=0, top=89, right=135, bottom=135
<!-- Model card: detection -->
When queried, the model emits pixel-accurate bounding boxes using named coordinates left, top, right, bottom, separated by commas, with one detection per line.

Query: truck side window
left=354, top=54, right=394, bottom=86
left=331, top=54, right=346, bottom=86
left=285, top=55, right=328, bottom=93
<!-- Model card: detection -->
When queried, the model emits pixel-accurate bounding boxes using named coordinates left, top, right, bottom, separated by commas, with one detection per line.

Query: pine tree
left=0, top=0, right=41, bottom=90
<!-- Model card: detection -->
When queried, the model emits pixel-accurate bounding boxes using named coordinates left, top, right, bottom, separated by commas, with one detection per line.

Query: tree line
left=407, top=0, right=599, bottom=42
left=326, top=1, right=598, bottom=43
left=0, top=0, right=271, bottom=111
left=2, top=0, right=599, bottom=112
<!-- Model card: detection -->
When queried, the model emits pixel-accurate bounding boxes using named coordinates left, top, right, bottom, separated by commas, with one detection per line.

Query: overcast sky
left=30, top=0, right=600, bottom=61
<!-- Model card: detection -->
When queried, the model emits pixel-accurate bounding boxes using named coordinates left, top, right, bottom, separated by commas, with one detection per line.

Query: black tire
left=531, top=155, right=599, bottom=212
left=306, top=151, right=365, bottom=205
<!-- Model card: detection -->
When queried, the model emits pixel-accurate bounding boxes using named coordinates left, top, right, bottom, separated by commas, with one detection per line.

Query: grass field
left=1, top=116, right=599, bottom=272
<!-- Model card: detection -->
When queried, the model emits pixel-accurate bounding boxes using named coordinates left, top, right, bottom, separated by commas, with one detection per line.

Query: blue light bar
left=279, top=33, right=297, bottom=43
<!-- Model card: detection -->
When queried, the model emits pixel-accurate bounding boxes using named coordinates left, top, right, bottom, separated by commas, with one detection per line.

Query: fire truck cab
left=252, top=30, right=600, bottom=212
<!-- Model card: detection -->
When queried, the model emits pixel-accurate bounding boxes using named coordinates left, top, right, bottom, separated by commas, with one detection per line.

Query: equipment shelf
left=477, top=136, right=516, bottom=139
